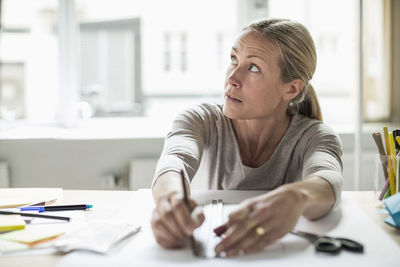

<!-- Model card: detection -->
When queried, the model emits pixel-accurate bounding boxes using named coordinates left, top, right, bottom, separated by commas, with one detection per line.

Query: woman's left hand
left=214, top=185, right=307, bottom=257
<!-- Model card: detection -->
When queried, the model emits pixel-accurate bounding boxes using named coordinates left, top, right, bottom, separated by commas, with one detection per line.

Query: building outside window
left=0, top=0, right=396, bottom=130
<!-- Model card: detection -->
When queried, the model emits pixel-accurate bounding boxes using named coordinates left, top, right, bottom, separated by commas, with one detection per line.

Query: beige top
left=153, top=102, right=343, bottom=207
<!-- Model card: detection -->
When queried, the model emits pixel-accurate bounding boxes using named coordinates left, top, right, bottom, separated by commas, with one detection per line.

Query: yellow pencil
left=396, top=136, right=400, bottom=148
left=383, top=127, right=396, bottom=195
left=389, top=133, right=397, bottom=193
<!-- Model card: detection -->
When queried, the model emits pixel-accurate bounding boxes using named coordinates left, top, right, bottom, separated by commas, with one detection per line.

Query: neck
left=232, top=113, right=291, bottom=167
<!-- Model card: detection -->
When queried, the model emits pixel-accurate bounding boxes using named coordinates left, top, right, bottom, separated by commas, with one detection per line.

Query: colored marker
left=20, top=204, right=93, bottom=212
left=383, top=127, right=396, bottom=195
left=393, top=130, right=400, bottom=152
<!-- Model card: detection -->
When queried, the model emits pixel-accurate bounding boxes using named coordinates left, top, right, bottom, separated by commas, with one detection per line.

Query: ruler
left=193, top=199, right=223, bottom=258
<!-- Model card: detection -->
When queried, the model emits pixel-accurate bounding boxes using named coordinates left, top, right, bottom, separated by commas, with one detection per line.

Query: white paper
left=53, top=220, right=141, bottom=254
left=57, top=194, right=400, bottom=267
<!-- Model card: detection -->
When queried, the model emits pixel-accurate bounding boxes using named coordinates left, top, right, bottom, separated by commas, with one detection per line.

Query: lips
left=225, top=93, right=242, bottom=103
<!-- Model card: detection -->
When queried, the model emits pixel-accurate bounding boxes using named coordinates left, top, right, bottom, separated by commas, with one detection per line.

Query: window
left=79, top=18, right=142, bottom=117
left=0, top=0, right=396, bottom=129
left=1, top=0, right=58, bottom=123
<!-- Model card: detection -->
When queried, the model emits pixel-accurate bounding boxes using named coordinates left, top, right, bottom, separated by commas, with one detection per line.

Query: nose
left=227, top=69, right=242, bottom=89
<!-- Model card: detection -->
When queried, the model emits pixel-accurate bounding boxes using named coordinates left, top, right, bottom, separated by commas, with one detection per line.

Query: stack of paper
left=0, top=188, right=63, bottom=208
left=0, top=226, right=66, bottom=247
left=54, top=220, right=141, bottom=254
left=0, top=215, right=25, bottom=232
left=0, top=188, right=65, bottom=254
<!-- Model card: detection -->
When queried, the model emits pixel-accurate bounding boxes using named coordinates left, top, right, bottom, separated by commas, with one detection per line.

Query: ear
left=283, top=79, right=304, bottom=101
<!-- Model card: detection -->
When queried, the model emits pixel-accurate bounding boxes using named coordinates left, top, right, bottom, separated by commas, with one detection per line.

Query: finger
left=170, top=197, right=195, bottom=235
left=225, top=223, right=272, bottom=257
left=152, top=221, right=180, bottom=245
left=191, top=206, right=205, bottom=227
left=188, top=198, right=199, bottom=211
left=215, top=206, right=274, bottom=254
left=156, top=201, right=186, bottom=239
left=228, top=205, right=251, bottom=222
left=225, top=198, right=262, bottom=227
left=215, top=198, right=276, bottom=254
left=243, top=228, right=281, bottom=255
left=214, top=223, right=228, bottom=237
left=171, top=195, right=205, bottom=231
left=152, top=210, right=185, bottom=245
left=214, top=218, right=260, bottom=254
left=243, top=239, right=267, bottom=255
left=228, top=196, right=262, bottom=222
left=154, top=230, right=186, bottom=249
left=225, top=229, right=261, bottom=256
left=156, top=235, right=179, bottom=249
left=247, top=201, right=273, bottom=223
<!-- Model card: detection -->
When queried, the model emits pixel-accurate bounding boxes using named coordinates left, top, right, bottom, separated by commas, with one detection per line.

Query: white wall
left=0, top=138, right=163, bottom=189
left=0, top=132, right=382, bottom=191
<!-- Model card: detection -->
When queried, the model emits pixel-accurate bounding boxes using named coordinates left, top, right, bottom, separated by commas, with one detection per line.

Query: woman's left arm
left=214, top=177, right=334, bottom=256
left=214, top=125, right=342, bottom=256
left=289, top=176, right=335, bottom=220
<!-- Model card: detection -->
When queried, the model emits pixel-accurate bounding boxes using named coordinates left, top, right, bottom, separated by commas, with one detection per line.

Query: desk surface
left=0, top=190, right=399, bottom=267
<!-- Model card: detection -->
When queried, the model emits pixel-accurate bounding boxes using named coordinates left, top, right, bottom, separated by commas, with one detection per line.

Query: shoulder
left=175, top=101, right=225, bottom=124
left=292, top=114, right=342, bottom=150
left=168, top=102, right=228, bottom=142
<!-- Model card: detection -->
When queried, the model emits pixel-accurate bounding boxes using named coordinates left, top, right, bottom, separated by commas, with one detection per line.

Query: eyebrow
left=231, top=47, right=265, bottom=60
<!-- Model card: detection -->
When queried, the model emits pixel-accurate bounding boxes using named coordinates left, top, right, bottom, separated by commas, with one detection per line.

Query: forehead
left=232, top=30, right=279, bottom=62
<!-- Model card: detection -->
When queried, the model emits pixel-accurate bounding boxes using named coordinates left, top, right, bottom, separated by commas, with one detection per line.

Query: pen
left=0, top=210, right=71, bottom=221
left=180, top=170, right=199, bottom=256
left=20, top=204, right=93, bottom=212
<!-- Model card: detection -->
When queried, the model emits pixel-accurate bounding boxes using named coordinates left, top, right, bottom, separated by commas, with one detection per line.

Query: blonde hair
left=244, top=18, right=322, bottom=121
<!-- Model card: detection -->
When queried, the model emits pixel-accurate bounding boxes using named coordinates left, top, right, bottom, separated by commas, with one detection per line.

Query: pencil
left=25, top=199, right=57, bottom=207
left=0, top=210, right=70, bottom=221
left=383, top=127, right=396, bottom=195
left=180, top=170, right=198, bottom=256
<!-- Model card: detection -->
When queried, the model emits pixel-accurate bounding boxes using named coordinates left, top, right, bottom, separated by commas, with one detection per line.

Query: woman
left=151, top=18, right=342, bottom=257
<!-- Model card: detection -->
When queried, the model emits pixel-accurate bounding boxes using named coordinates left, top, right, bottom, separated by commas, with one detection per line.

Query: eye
left=230, top=55, right=238, bottom=65
left=249, top=64, right=260, bottom=72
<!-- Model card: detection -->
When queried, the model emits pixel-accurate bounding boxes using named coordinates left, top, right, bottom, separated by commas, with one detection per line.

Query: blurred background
left=0, top=0, right=399, bottom=191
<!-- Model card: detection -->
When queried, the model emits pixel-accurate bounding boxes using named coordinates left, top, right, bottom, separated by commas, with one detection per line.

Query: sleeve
left=302, top=124, right=343, bottom=209
left=151, top=104, right=212, bottom=187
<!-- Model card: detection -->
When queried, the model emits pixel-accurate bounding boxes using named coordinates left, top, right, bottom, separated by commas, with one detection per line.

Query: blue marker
left=20, top=204, right=93, bottom=212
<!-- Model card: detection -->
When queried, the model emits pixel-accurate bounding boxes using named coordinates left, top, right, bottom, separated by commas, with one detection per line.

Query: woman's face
left=223, top=30, right=291, bottom=120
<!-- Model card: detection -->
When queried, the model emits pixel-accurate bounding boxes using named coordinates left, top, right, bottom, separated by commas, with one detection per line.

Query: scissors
left=290, top=230, right=364, bottom=254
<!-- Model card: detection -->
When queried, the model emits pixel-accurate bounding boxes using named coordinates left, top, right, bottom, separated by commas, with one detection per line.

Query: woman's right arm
left=151, top=104, right=214, bottom=248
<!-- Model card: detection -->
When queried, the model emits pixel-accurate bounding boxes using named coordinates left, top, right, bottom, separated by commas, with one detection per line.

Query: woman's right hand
left=151, top=191, right=205, bottom=249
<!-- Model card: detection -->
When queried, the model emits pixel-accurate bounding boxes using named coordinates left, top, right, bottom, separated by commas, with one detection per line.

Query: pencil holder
left=374, top=154, right=400, bottom=202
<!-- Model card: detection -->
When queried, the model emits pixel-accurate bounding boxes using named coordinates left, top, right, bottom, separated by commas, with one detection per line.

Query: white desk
left=0, top=190, right=399, bottom=267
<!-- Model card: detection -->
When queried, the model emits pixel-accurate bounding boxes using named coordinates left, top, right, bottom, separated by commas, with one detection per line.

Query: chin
left=222, top=104, right=244, bottom=119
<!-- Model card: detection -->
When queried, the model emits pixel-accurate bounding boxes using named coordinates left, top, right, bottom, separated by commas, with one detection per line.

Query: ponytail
left=288, top=83, right=322, bottom=121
